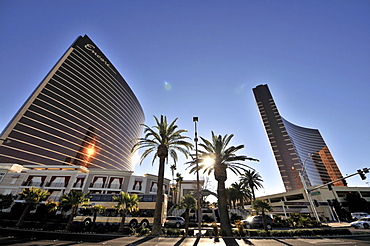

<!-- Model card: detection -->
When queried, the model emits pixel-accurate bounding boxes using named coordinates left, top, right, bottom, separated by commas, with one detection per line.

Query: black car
left=241, top=215, right=274, bottom=230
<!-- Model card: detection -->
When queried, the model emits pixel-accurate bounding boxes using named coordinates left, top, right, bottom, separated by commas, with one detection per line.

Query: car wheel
left=129, top=220, right=138, bottom=228
left=175, top=222, right=181, bottom=228
left=354, top=226, right=358, bottom=229
left=364, top=223, right=369, bottom=229
left=83, top=218, right=91, bottom=227
left=140, top=220, right=149, bottom=228
left=266, top=224, right=272, bottom=230
left=246, top=224, right=251, bottom=229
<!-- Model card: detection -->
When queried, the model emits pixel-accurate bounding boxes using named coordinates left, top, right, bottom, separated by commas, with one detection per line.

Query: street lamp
left=193, top=116, right=202, bottom=237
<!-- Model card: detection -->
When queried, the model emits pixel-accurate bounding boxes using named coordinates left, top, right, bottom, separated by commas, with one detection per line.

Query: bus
left=73, top=193, right=167, bottom=228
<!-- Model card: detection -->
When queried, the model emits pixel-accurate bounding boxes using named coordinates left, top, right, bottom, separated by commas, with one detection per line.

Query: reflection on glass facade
left=253, top=84, right=345, bottom=191
left=0, top=35, right=144, bottom=171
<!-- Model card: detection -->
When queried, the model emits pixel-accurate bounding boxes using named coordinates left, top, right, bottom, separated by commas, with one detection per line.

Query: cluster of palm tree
left=14, top=187, right=90, bottom=230
left=12, top=187, right=141, bottom=232
left=132, top=115, right=260, bottom=237
left=10, top=114, right=262, bottom=237
left=226, top=170, right=264, bottom=209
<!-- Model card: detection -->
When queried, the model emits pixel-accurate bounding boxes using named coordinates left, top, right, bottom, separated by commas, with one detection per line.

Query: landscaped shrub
left=139, top=227, right=150, bottom=235
left=166, top=228, right=181, bottom=236
left=202, top=214, right=214, bottom=223
left=187, top=229, right=194, bottom=236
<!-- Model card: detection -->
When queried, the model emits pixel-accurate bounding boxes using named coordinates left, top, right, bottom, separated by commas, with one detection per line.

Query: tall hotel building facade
left=253, top=84, right=345, bottom=192
left=0, top=35, right=144, bottom=171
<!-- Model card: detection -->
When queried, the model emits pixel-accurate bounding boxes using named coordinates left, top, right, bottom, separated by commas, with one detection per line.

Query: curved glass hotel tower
left=253, top=84, right=345, bottom=191
left=0, top=35, right=144, bottom=171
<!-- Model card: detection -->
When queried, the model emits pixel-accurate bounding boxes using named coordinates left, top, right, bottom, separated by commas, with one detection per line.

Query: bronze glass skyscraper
left=253, top=84, right=345, bottom=191
left=0, top=35, right=144, bottom=171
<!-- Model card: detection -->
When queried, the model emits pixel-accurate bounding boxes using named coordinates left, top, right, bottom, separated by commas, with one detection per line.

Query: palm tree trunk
left=118, top=211, right=126, bottom=233
left=262, top=210, right=268, bottom=231
left=65, top=206, right=78, bottom=231
left=217, top=179, right=232, bottom=236
left=185, top=208, right=190, bottom=236
left=91, top=211, right=97, bottom=232
left=16, top=203, right=32, bottom=227
left=151, top=144, right=167, bottom=236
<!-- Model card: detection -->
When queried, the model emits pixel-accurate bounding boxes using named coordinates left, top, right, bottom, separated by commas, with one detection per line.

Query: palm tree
left=60, top=190, right=90, bottom=231
left=240, top=170, right=263, bottom=201
left=177, top=194, right=197, bottom=236
left=16, top=187, right=50, bottom=227
left=113, top=192, right=139, bottom=233
left=170, top=164, right=177, bottom=185
left=42, top=200, right=59, bottom=230
left=90, top=204, right=105, bottom=232
left=252, top=199, right=273, bottom=231
left=175, top=172, right=184, bottom=204
left=187, top=131, right=258, bottom=236
left=131, top=115, right=193, bottom=235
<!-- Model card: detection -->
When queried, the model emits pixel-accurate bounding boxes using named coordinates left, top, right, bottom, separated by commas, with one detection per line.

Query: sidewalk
left=326, top=221, right=351, bottom=228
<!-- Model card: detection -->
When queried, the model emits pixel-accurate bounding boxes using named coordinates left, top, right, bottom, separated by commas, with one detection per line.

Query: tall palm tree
left=188, top=131, right=258, bottom=236
left=240, top=170, right=263, bottom=201
left=175, top=172, right=184, bottom=204
left=170, top=164, right=177, bottom=204
left=131, top=115, right=193, bottom=235
left=177, top=194, right=197, bottom=236
left=170, top=164, right=177, bottom=185
left=252, top=199, right=273, bottom=231
left=113, top=192, right=139, bottom=233
left=60, top=190, right=90, bottom=231
left=16, top=187, right=50, bottom=227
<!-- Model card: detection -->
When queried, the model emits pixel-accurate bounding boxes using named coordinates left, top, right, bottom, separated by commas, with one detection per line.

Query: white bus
left=74, top=193, right=167, bottom=228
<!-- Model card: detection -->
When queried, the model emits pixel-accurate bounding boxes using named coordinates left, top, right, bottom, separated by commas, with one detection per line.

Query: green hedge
left=232, top=228, right=352, bottom=237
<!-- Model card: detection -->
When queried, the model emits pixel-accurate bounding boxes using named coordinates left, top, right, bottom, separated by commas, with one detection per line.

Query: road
left=2, top=235, right=370, bottom=246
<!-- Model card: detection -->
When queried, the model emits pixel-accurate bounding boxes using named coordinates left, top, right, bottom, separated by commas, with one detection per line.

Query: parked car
left=242, top=215, right=274, bottom=230
left=164, top=216, right=185, bottom=228
left=351, top=212, right=370, bottom=220
left=350, top=217, right=370, bottom=229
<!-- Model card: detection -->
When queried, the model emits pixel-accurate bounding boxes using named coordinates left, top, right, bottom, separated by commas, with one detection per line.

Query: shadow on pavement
left=222, top=238, right=241, bottom=246
left=174, top=236, right=186, bottom=246
left=125, top=236, right=155, bottom=246
left=242, top=238, right=255, bottom=245
left=273, top=238, right=294, bottom=246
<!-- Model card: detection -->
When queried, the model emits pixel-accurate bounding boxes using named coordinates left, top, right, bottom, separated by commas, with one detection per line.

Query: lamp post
left=193, top=116, right=202, bottom=237
left=299, top=154, right=320, bottom=222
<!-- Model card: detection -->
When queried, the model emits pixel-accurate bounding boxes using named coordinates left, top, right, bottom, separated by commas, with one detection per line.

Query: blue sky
left=1, top=1, right=369, bottom=197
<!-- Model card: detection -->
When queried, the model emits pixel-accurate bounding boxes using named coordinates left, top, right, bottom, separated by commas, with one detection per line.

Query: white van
left=351, top=212, right=370, bottom=220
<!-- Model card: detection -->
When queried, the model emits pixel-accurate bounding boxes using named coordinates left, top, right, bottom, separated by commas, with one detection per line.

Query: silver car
left=350, top=217, right=370, bottom=229
left=164, top=216, right=185, bottom=228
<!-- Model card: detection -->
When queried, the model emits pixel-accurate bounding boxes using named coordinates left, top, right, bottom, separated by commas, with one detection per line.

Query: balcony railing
left=107, top=184, right=122, bottom=189
left=45, top=182, right=67, bottom=188
left=21, top=181, right=43, bottom=187
left=89, top=183, right=122, bottom=189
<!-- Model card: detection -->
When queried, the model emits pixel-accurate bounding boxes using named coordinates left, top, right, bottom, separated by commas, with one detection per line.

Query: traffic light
left=328, top=184, right=332, bottom=190
left=358, top=169, right=367, bottom=180
left=313, top=199, right=320, bottom=207
left=342, top=179, right=347, bottom=186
